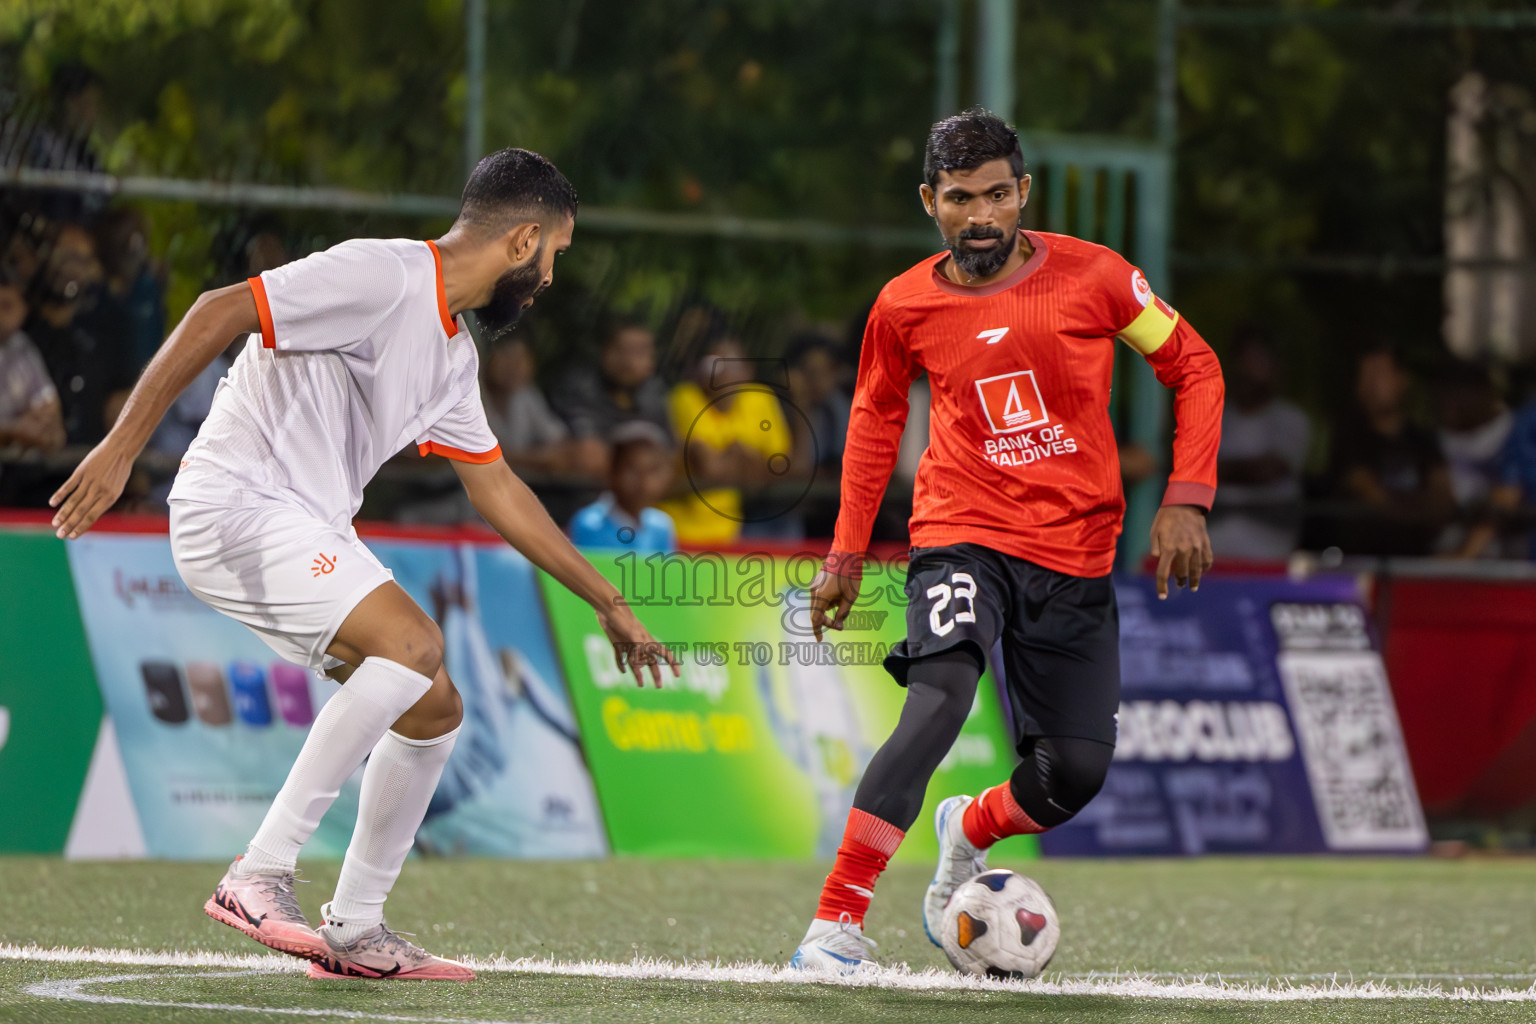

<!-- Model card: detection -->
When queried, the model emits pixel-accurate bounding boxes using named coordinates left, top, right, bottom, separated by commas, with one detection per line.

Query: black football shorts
left=883, top=542, right=1120, bottom=745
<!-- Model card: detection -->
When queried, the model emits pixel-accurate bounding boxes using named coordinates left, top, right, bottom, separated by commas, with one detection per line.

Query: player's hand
left=809, top=552, right=864, bottom=641
left=597, top=602, right=680, bottom=688
left=49, top=438, right=135, bottom=540
left=1149, top=505, right=1214, bottom=599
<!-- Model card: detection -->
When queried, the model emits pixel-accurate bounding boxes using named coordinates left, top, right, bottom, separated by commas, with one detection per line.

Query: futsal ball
left=940, top=869, right=1060, bottom=979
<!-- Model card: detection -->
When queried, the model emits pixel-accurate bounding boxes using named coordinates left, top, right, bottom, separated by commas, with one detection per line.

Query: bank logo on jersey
left=975, top=370, right=1050, bottom=435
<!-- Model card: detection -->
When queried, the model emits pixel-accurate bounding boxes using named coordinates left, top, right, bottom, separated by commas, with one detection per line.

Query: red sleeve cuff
left=1162, top=480, right=1215, bottom=511
left=823, top=549, right=867, bottom=582
left=418, top=441, right=503, bottom=464
left=248, top=276, right=276, bottom=349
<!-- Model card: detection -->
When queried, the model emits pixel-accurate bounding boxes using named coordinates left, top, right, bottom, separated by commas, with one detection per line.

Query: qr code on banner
left=1277, top=650, right=1428, bottom=851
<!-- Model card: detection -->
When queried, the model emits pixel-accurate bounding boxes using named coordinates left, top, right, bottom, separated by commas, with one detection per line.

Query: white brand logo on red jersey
left=977, top=327, right=1010, bottom=345
left=975, top=370, right=1050, bottom=434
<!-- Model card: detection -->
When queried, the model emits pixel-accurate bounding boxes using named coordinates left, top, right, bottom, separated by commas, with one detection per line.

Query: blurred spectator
left=1326, top=345, right=1454, bottom=556
left=25, top=222, right=134, bottom=445
left=481, top=335, right=570, bottom=474
left=552, top=315, right=670, bottom=477
left=1434, top=361, right=1511, bottom=507
left=96, top=208, right=166, bottom=371
left=144, top=336, right=244, bottom=508
left=1498, top=394, right=1536, bottom=558
left=568, top=421, right=677, bottom=552
left=1431, top=360, right=1514, bottom=556
left=1118, top=442, right=1157, bottom=489
left=784, top=331, right=852, bottom=537
left=1457, top=379, right=1536, bottom=560
left=243, top=229, right=290, bottom=277
left=1, top=208, right=48, bottom=286
left=1208, top=329, right=1312, bottom=559
left=658, top=334, right=792, bottom=545
left=26, top=63, right=105, bottom=223
left=0, top=269, right=65, bottom=455
left=785, top=331, right=851, bottom=471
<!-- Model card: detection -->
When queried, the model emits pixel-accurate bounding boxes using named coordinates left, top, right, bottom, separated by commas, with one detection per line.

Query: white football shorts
left=169, top=499, right=394, bottom=672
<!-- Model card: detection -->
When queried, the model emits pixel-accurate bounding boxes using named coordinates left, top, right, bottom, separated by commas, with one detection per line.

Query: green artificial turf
left=1, top=856, right=1533, bottom=1023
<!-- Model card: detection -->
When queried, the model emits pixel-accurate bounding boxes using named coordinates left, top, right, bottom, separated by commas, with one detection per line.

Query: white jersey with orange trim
left=169, top=238, right=501, bottom=527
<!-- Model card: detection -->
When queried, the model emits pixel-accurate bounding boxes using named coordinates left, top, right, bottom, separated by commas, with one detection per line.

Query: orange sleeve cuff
left=1162, top=480, right=1215, bottom=511
left=248, top=276, right=276, bottom=349
left=417, top=441, right=503, bottom=464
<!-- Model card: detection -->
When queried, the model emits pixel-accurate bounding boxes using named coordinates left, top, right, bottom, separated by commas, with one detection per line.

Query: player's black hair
left=457, top=147, right=578, bottom=235
left=923, top=107, right=1025, bottom=188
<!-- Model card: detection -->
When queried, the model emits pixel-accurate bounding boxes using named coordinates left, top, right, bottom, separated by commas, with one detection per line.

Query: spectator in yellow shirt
left=660, top=334, right=792, bottom=545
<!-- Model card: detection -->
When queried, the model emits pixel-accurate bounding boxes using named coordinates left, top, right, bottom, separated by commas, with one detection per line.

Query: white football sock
left=235, top=658, right=433, bottom=877
left=325, top=725, right=460, bottom=943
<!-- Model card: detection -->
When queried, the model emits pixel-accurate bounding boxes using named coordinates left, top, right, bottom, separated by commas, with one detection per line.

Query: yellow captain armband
left=1118, top=297, right=1180, bottom=356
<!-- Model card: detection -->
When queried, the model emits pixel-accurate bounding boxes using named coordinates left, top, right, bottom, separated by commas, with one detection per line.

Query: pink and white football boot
left=306, top=903, right=474, bottom=982
left=204, top=857, right=327, bottom=960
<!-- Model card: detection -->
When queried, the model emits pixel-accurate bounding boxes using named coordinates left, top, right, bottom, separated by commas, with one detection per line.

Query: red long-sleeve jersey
left=832, top=230, right=1224, bottom=578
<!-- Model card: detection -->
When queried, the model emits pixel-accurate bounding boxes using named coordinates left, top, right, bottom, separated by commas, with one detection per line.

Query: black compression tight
left=853, top=650, right=983, bottom=831
left=853, top=649, right=1115, bottom=832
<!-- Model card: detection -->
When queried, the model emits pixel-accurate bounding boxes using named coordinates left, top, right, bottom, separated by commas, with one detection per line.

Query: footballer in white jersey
left=50, top=148, right=678, bottom=982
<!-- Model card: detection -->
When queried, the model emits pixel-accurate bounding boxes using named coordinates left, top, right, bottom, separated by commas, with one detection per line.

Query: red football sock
left=814, top=808, right=905, bottom=926
left=961, top=782, right=1046, bottom=848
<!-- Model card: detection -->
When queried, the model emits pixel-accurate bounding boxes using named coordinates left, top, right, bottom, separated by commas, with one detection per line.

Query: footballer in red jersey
left=788, top=109, right=1224, bottom=974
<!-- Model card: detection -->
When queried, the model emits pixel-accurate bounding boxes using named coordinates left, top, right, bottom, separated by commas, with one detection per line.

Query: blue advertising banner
left=66, top=533, right=605, bottom=860
left=1037, top=576, right=1428, bottom=856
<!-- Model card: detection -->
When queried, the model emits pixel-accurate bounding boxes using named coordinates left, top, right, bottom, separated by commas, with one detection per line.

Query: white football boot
left=788, top=912, right=879, bottom=975
left=922, top=794, right=987, bottom=947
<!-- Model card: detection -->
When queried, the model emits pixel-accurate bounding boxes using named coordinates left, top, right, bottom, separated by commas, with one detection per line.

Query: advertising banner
left=539, top=550, right=1031, bottom=863
left=65, top=533, right=605, bottom=860
left=1038, top=577, right=1428, bottom=856
left=0, top=531, right=103, bottom=853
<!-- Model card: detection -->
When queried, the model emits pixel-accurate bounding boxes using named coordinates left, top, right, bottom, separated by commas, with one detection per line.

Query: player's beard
left=474, top=247, right=547, bottom=341
left=947, top=225, right=1017, bottom=279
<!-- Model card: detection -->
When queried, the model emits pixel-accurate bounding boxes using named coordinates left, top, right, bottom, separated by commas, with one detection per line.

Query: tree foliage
left=5, top=0, right=1533, bottom=393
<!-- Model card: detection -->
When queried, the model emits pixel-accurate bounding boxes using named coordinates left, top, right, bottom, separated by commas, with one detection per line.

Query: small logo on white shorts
left=312, top=553, right=339, bottom=578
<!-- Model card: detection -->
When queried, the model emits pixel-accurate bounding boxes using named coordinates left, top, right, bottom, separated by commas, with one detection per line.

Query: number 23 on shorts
left=927, top=572, right=978, bottom=636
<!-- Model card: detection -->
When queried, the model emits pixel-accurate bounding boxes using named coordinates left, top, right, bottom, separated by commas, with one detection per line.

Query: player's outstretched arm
left=49, top=282, right=260, bottom=539
left=813, top=303, right=913, bottom=640
left=451, top=457, right=680, bottom=688
left=1136, top=316, right=1223, bottom=599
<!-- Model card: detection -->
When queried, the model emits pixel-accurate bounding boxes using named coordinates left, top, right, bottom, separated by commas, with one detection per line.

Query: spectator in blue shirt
left=568, top=421, right=677, bottom=553
left=1455, top=372, right=1536, bottom=559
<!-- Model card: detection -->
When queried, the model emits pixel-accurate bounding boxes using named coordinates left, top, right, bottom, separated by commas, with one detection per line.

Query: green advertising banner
left=539, top=550, right=1035, bottom=863
left=0, top=530, right=104, bottom=853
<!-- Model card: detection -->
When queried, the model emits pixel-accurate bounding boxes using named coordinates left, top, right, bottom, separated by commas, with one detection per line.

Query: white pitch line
left=26, top=971, right=549, bottom=1024
left=4, top=944, right=1535, bottom=1003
